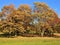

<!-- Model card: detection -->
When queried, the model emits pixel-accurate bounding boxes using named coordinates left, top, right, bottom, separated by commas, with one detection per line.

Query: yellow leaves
left=19, top=4, right=30, bottom=9
left=39, top=22, right=45, bottom=27
left=3, top=6, right=9, bottom=10
left=19, top=26, right=25, bottom=33
left=15, top=10, right=20, bottom=15
left=0, top=12, right=3, bottom=17
left=41, top=16, right=45, bottom=18
left=33, top=2, right=58, bottom=26
left=3, top=4, right=15, bottom=10
left=18, top=4, right=31, bottom=12
left=34, top=2, right=49, bottom=9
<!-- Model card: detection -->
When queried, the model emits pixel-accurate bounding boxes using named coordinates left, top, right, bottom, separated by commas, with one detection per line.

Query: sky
left=0, top=0, right=60, bottom=18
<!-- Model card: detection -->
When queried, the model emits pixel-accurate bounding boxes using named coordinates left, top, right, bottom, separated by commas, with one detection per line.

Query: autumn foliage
left=0, top=2, right=59, bottom=37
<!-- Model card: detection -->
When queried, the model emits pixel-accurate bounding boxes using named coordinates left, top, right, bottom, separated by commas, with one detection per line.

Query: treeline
left=0, top=2, right=60, bottom=37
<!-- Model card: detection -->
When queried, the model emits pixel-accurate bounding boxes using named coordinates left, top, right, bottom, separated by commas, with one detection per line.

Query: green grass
left=0, top=37, right=60, bottom=45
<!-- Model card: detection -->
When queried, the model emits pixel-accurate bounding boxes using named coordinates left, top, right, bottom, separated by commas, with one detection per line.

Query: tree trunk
left=41, top=30, right=44, bottom=37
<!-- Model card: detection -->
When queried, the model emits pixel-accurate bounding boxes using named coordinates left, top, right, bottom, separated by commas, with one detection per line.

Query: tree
left=18, top=4, right=33, bottom=33
left=54, top=19, right=60, bottom=33
left=1, top=4, right=16, bottom=21
left=32, top=2, right=59, bottom=36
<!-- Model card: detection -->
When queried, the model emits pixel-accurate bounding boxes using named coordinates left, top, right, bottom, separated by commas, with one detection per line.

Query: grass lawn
left=0, top=37, right=60, bottom=45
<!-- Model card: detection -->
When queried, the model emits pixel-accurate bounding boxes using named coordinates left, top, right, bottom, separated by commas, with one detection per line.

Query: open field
left=0, top=37, right=60, bottom=45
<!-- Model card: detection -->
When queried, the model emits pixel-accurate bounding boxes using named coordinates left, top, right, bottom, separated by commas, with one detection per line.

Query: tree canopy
left=0, top=2, right=59, bottom=37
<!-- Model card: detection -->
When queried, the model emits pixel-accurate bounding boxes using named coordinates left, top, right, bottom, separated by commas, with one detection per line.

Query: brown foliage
left=0, top=2, right=59, bottom=37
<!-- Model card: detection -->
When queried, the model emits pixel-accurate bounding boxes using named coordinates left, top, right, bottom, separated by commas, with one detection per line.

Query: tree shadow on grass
left=0, top=34, right=16, bottom=38
left=0, top=33, right=60, bottom=38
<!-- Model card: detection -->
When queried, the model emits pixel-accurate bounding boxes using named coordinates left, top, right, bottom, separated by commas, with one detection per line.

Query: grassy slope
left=0, top=37, right=60, bottom=45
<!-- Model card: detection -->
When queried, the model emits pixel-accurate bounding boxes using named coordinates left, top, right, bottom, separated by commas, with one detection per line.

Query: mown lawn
left=0, top=37, right=60, bottom=45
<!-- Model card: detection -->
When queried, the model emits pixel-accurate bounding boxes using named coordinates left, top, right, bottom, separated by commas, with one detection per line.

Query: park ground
left=0, top=33, right=60, bottom=45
